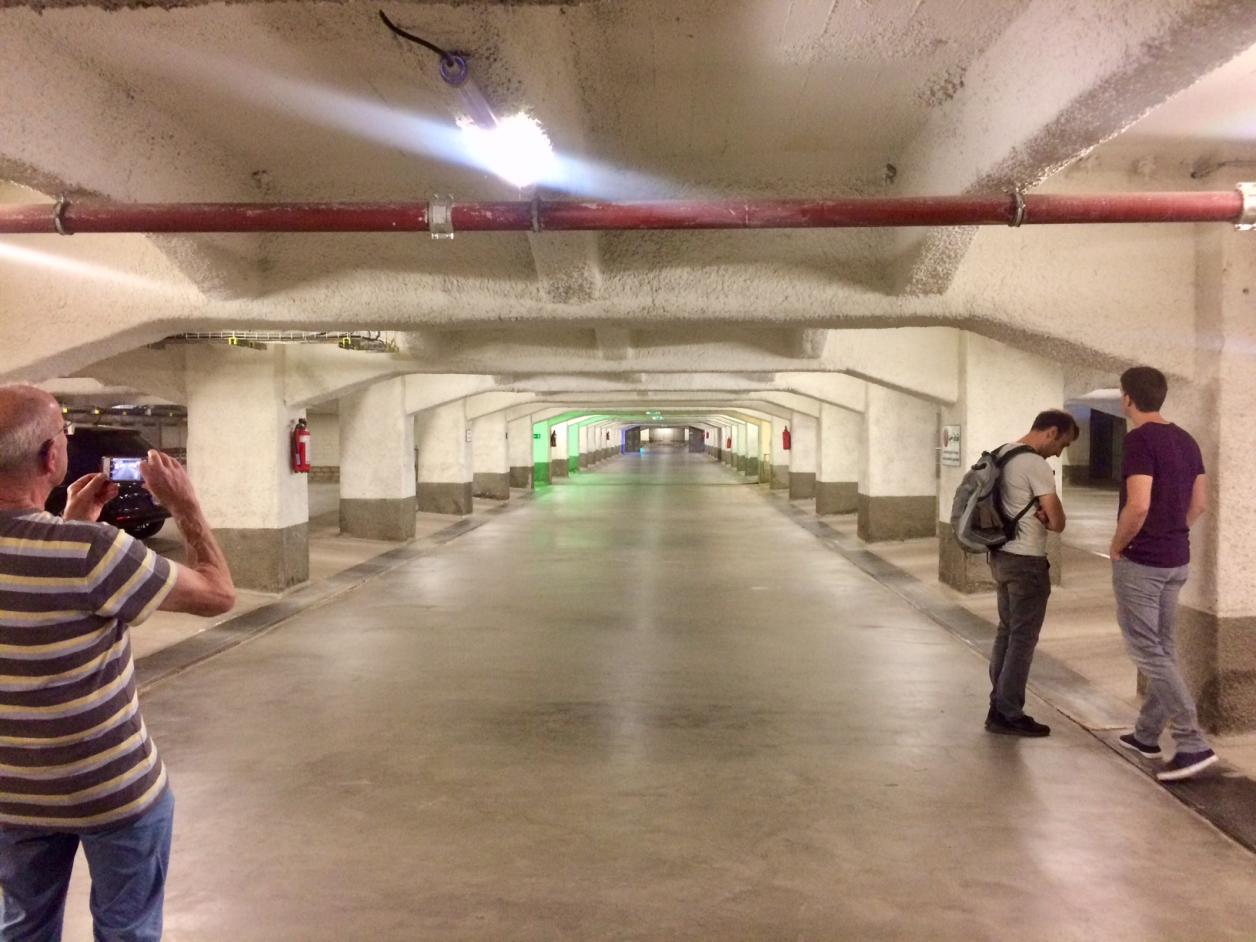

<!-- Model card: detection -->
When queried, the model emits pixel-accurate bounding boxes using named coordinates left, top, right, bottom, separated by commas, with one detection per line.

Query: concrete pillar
left=770, top=416, right=790, bottom=489
left=732, top=423, right=746, bottom=473
left=416, top=400, right=473, bottom=515
left=339, top=378, right=416, bottom=541
left=788, top=412, right=817, bottom=500
left=744, top=422, right=761, bottom=478
left=550, top=420, right=569, bottom=479
left=471, top=411, right=510, bottom=500
left=938, top=334, right=1064, bottom=592
left=1174, top=226, right=1256, bottom=732
left=186, top=345, right=308, bottom=592
left=817, top=403, right=860, bottom=515
left=858, top=386, right=936, bottom=542
left=508, top=416, right=533, bottom=488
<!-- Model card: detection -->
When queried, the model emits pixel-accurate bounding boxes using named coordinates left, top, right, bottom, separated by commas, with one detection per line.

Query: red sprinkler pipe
left=0, top=190, right=1248, bottom=235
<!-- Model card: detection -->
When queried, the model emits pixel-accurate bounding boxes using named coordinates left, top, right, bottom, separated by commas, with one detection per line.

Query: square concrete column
left=788, top=412, right=817, bottom=500
left=471, top=412, right=510, bottom=500
left=817, top=403, right=860, bottom=515
left=937, top=334, right=1064, bottom=592
left=579, top=424, right=594, bottom=469
left=550, top=421, right=570, bottom=479
left=1173, top=226, right=1256, bottom=732
left=508, top=416, right=533, bottom=488
left=415, top=400, right=472, bottom=514
left=339, top=377, right=417, bottom=541
left=770, top=416, right=790, bottom=489
left=186, top=345, right=309, bottom=592
left=744, top=422, right=761, bottom=478
left=858, top=385, right=937, bottom=542
left=732, top=423, right=746, bottom=473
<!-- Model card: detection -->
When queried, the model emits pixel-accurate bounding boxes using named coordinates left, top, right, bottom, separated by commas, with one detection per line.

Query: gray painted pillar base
left=856, top=494, right=936, bottom=542
left=735, top=454, right=745, bottom=472
left=745, top=457, right=760, bottom=479
left=937, top=521, right=995, bottom=593
left=815, top=481, right=857, bottom=515
left=1172, top=607, right=1256, bottom=733
left=579, top=454, right=590, bottom=469
left=550, top=459, right=569, bottom=479
left=417, top=482, right=473, bottom=515
left=770, top=465, right=790, bottom=490
left=788, top=472, right=816, bottom=500
left=216, top=523, right=308, bottom=593
left=473, top=472, right=510, bottom=500
left=509, top=466, right=532, bottom=489
left=340, top=497, right=417, bottom=542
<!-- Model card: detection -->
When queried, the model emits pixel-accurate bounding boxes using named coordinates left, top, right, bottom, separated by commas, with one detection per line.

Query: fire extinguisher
left=725, top=436, right=732, bottom=450
left=291, top=418, right=311, bottom=473
left=783, top=427, right=791, bottom=451
left=549, top=429, right=557, bottom=448
left=704, top=431, right=709, bottom=441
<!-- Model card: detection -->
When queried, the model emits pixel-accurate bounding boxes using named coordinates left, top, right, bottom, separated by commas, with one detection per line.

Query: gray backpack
left=950, top=444, right=1038, bottom=553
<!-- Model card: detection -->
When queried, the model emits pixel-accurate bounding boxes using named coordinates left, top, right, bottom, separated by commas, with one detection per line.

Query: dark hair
left=1120, top=366, right=1168, bottom=412
left=1031, top=409, right=1079, bottom=440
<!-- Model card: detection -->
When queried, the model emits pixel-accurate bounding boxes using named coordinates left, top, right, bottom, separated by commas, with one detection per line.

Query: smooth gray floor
left=65, top=447, right=1256, bottom=940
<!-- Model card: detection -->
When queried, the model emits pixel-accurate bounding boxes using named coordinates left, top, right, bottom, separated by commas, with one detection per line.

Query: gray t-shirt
left=996, top=444, right=1057, bottom=557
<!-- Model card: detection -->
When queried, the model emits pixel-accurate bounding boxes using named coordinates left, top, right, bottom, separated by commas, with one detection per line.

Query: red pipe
left=0, top=192, right=1244, bottom=235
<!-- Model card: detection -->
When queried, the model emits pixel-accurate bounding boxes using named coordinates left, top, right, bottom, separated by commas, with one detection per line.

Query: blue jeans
left=1112, top=558, right=1209, bottom=754
left=0, top=787, right=174, bottom=942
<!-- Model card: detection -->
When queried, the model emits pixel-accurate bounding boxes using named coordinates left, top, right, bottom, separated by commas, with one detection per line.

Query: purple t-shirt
left=1119, top=422, right=1205, bottom=568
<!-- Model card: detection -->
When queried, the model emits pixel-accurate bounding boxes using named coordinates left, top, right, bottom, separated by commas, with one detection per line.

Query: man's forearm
left=172, top=503, right=232, bottom=591
left=1111, top=506, right=1148, bottom=555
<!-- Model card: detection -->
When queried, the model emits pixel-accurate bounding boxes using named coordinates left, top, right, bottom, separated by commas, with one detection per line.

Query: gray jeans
left=1112, top=558, right=1209, bottom=753
left=988, top=550, right=1051, bottom=720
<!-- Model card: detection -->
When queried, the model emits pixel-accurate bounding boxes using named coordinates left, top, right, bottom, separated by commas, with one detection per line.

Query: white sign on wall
left=941, top=425, right=962, bottom=467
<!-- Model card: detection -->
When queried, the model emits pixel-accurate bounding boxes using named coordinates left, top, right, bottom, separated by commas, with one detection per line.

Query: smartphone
left=102, top=456, right=144, bottom=483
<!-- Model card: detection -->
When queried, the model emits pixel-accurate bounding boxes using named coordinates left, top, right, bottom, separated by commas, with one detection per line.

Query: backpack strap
left=992, top=443, right=1041, bottom=538
left=993, top=443, right=1035, bottom=468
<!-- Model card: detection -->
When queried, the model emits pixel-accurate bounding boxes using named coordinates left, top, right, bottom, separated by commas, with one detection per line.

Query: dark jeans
left=988, top=550, right=1051, bottom=720
left=0, top=786, right=174, bottom=942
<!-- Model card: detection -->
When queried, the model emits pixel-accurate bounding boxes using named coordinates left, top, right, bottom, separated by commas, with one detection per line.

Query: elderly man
left=0, top=384, right=235, bottom=942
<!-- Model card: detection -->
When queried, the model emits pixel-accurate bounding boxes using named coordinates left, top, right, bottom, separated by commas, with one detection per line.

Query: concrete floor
left=61, top=448, right=1256, bottom=940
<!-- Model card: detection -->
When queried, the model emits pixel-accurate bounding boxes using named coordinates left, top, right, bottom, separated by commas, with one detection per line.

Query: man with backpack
left=984, top=410, right=1078, bottom=737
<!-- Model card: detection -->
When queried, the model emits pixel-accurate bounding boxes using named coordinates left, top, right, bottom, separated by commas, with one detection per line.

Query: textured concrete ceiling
left=1, top=0, right=1255, bottom=385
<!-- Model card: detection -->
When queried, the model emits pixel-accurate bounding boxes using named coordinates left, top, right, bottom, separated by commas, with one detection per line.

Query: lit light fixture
left=458, top=112, right=557, bottom=190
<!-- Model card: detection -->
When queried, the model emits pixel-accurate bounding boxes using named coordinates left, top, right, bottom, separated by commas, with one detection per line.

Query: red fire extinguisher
left=291, top=418, right=311, bottom=473
left=549, top=429, right=558, bottom=448
left=725, top=436, right=732, bottom=449
left=704, top=430, right=709, bottom=441
left=783, top=427, right=791, bottom=451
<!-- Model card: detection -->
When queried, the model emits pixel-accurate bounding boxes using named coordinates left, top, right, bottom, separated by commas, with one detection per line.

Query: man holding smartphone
left=0, top=384, right=236, bottom=941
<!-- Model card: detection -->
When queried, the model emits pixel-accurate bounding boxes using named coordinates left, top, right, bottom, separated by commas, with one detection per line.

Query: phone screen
left=104, top=457, right=144, bottom=483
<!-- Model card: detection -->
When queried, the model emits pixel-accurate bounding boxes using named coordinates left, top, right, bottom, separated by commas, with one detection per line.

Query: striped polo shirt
left=0, top=508, right=176, bottom=833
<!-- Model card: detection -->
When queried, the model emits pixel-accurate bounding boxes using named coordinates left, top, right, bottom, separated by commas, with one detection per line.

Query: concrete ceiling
left=1, top=0, right=1255, bottom=390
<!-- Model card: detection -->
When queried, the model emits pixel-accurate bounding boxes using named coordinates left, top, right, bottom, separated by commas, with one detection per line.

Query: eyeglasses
left=38, top=422, right=73, bottom=458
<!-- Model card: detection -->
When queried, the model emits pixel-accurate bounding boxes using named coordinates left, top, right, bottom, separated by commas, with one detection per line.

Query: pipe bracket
left=429, top=195, right=454, bottom=240
left=531, top=194, right=542, bottom=233
left=1008, top=190, right=1026, bottom=228
left=1237, top=183, right=1256, bottom=231
left=53, top=195, right=72, bottom=236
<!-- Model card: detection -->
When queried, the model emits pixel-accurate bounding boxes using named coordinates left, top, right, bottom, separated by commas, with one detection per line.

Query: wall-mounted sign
left=941, top=425, right=962, bottom=467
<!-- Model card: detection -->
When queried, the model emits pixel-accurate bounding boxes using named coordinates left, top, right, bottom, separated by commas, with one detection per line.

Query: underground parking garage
left=3, top=1, right=1256, bottom=939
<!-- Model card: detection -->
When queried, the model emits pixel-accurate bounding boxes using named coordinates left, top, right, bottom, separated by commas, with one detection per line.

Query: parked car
left=44, top=425, right=171, bottom=540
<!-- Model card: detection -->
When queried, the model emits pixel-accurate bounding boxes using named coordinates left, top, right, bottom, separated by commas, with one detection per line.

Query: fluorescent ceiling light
left=459, top=112, right=557, bottom=189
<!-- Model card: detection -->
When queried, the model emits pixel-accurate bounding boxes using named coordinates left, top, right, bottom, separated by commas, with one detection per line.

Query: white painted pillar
left=339, top=377, right=416, bottom=540
left=938, top=333, right=1064, bottom=590
left=732, top=422, right=746, bottom=473
left=788, top=412, right=818, bottom=500
left=471, top=411, right=510, bottom=500
left=416, top=399, right=472, bottom=514
left=858, top=385, right=936, bottom=541
left=770, top=415, right=790, bottom=489
left=550, top=420, right=570, bottom=479
left=744, top=422, right=761, bottom=478
left=817, top=403, right=861, bottom=515
left=508, top=415, right=533, bottom=488
left=186, top=345, right=308, bottom=591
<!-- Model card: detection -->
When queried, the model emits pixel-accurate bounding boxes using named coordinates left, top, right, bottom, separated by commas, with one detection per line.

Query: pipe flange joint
left=1236, top=183, right=1256, bottom=231
left=429, top=195, right=454, bottom=240
left=53, top=195, right=72, bottom=236
left=1008, top=189, right=1026, bottom=228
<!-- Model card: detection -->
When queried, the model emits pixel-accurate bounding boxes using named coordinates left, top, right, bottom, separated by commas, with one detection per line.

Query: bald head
left=0, top=384, right=62, bottom=477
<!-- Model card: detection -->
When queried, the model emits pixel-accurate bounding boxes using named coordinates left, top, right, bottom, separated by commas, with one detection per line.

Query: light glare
left=459, top=113, right=558, bottom=190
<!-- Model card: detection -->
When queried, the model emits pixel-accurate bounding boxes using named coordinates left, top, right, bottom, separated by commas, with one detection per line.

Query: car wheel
left=125, top=520, right=166, bottom=540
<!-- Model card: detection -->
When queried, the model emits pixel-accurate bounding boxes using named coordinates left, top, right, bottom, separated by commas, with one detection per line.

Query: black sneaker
left=986, top=712, right=1050, bottom=737
left=1118, top=733, right=1162, bottom=759
left=1156, top=749, right=1219, bottom=782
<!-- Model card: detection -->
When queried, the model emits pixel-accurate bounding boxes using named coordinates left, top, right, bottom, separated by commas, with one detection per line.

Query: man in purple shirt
left=1109, top=366, right=1216, bottom=781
